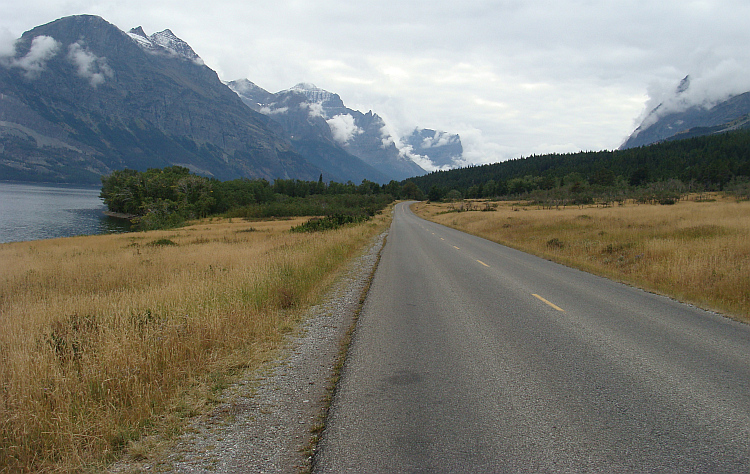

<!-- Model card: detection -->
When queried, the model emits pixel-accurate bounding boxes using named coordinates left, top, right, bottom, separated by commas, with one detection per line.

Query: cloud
left=380, top=134, right=394, bottom=148
left=302, top=101, right=325, bottom=119
left=326, top=114, right=362, bottom=144
left=636, top=60, right=750, bottom=132
left=420, top=130, right=458, bottom=149
left=1, top=35, right=60, bottom=78
left=259, top=105, right=288, bottom=115
left=375, top=121, right=448, bottom=173
left=5, top=0, right=750, bottom=165
left=0, top=27, right=15, bottom=57
left=378, top=122, right=397, bottom=149
left=67, top=42, right=113, bottom=87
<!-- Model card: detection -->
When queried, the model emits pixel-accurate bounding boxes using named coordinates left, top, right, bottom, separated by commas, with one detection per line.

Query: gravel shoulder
left=111, top=229, right=387, bottom=473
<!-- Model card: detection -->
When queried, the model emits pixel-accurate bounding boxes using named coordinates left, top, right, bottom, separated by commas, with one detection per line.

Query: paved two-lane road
left=314, top=202, right=750, bottom=472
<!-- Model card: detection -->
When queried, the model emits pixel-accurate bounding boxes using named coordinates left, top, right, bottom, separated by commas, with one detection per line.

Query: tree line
left=100, top=167, right=425, bottom=230
left=101, top=129, right=750, bottom=229
left=407, top=129, right=750, bottom=204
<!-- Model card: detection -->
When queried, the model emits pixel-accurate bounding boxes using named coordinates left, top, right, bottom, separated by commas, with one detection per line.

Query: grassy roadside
left=0, top=211, right=391, bottom=472
left=412, top=196, right=750, bottom=323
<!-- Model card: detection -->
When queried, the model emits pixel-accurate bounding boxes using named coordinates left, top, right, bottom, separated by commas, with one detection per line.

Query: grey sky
left=3, top=0, right=749, bottom=167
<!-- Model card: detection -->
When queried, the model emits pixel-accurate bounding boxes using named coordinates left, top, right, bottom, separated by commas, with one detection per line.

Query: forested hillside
left=408, top=130, right=750, bottom=202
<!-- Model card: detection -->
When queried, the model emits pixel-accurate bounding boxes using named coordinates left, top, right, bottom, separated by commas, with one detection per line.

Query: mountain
left=0, top=15, right=339, bottom=184
left=228, top=79, right=392, bottom=183
left=228, top=80, right=425, bottom=181
left=621, top=76, right=750, bottom=149
left=126, top=27, right=203, bottom=63
left=403, top=128, right=463, bottom=168
left=228, top=80, right=464, bottom=180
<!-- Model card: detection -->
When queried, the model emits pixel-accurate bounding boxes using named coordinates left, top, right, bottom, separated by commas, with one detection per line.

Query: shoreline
left=103, top=210, right=138, bottom=220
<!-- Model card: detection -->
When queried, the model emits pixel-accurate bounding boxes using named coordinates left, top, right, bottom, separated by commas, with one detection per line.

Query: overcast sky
left=3, top=1, right=750, bottom=167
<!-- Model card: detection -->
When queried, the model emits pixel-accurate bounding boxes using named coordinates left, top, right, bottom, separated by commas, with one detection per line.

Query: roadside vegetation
left=5, top=127, right=749, bottom=470
left=1, top=166, right=406, bottom=471
left=413, top=195, right=750, bottom=322
left=0, top=210, right=391, bottom=472
left=100, top=166, right=402, bottom=230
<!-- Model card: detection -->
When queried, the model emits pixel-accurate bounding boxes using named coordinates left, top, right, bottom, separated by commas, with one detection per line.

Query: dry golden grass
left=0, top=212, right=390, bottom=472
left=413, top=197, right=750, bottom=322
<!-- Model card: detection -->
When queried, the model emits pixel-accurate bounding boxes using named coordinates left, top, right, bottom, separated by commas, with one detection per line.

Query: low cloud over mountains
left=228, top=80, right=464, bottom=180
left=0, top=15, right=463, bottom=184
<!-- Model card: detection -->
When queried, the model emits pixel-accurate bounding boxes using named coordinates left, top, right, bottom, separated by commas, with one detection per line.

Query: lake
left=0, top=181, right=130, bottom=244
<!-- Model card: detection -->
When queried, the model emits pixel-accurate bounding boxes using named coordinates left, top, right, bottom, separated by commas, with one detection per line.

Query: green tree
left=445, top=189, right=463, bottom=202
left=630, top=167, right=649, bottom=186
left=589, top=168, right=616, bottom=187
left=401, top=181, right=424, bottom=200
left=428, top=185, right=444, bottom=202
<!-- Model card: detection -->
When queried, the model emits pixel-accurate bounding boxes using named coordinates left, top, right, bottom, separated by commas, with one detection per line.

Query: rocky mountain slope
left=228, top=79, right=393, bottom=183
left=621, top=76, right=750, bottom=149
left=229, top=80, right=464, bottom=180
left=404, top=128, right=463, bottom=168
left=0, top=15, right=415, bottom=184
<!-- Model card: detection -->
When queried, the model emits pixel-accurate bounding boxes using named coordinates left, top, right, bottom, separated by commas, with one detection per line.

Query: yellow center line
left=477, top=260, right=490, bottom=267
left=440, top=238, right=445, bottom=241
left=532, top=294, right=565, bottom=312
left=453, top=246, right=460, bottom=250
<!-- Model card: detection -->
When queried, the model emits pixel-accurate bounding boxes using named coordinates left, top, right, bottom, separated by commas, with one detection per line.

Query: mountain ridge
left=126, top=26, right=203, bottom=64
left=0, top=15, right=437, bottom=185
left=0, top=15, right=326, bottom=183
left=227, top=79, right=394, bottom=183
left=621, top=76, right=750, bottom=149
left=228, top=79, right=463, bottom=180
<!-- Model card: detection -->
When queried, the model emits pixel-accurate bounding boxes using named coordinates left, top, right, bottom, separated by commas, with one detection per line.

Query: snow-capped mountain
left=127, top=26, right=203, bottom=64
left=0, top=15, right=322, bottom=183
left=226, top=80, right=393, bottom=182
left=288, top=83, right=338, bottom=105
left=0, top=14, right=455, bottom=185
left=229, top=80, right=464, bottom=179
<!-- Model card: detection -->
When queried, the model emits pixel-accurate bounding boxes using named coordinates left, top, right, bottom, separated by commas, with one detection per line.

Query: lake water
left=0, top=182, right=130, bottom=244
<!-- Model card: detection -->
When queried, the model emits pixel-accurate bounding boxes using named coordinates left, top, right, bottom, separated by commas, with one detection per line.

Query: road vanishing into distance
left=313, top=202, right=750, bottom=472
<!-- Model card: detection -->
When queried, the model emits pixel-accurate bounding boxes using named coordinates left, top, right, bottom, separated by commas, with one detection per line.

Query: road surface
left=313, top=202, right=750, bottom=472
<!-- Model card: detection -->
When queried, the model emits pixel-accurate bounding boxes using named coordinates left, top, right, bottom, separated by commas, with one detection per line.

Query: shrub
left=290, top=214, right=367, bottom=233
left=148, top=238, right=178, bottom=247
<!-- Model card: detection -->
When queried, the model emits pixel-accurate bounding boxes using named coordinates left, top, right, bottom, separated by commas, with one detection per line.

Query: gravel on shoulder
left=110, top=229, right=387, bottom=473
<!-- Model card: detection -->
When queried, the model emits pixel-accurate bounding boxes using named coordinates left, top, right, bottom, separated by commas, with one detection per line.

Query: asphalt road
left=313, top=202, right=750, bottom=472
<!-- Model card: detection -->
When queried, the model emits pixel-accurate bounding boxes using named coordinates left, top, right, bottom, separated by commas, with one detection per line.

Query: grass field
left=0, top=212, right=390, bottom=472
left=412, top=196, right=750, bottom=322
